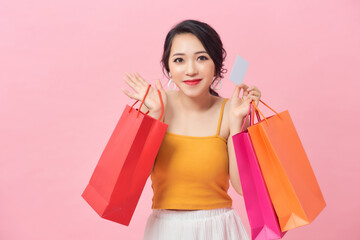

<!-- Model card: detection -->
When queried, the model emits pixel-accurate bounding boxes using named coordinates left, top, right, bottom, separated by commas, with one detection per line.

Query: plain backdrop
left=1, top=0, right=359, bottom=239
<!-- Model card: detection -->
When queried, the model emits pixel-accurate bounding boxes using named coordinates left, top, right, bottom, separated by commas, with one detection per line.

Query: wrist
left=148, top=109, right=165, bottom=122
left=148, top=111, right=161, bottom=120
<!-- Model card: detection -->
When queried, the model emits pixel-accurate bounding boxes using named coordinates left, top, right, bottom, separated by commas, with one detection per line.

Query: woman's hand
left=229, top=84, right=262, bottom=133
left=121, top=72, right=168, bottom=120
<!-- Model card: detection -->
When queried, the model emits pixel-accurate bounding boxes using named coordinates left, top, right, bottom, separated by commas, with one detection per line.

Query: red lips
left=183, top=79, right=202, bottom=86
left=183, top=78, right=202, bottom=82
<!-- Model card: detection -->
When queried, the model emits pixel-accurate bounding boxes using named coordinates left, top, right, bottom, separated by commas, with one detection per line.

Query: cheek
left=211, top=65, right=216, bottom=76
left=168, top=66, right=183, bottom=82
left=201, top=62, right=216, bottom=76
left=205, top=59, right=216, bottom=72
left=170, top=68, right=183, bottom=78
left=168, top=61, right=179, bottom=72
left=169, top=63, right=186, bottom=77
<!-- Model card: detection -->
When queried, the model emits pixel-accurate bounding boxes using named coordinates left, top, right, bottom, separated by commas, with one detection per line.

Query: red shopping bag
left=248, top=100, right=326, bottom=231
left=82, top=85, right=167, bottom=226
left=233, top=103, right=285, bottom=240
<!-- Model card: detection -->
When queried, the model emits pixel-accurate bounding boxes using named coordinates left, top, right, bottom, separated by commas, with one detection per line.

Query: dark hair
left=161, top=19, right=227, bottom=97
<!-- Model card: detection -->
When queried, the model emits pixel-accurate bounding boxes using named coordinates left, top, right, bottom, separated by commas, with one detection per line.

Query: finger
left=247, top=92, right=258, bottom=100
left=134, top=72, right=150, bottom=87
left=155, top=79, right=164, bottom=91
left=247, top=91, right=254, bottom=98
left=243, top=89, right=249, bottom=97
left=120, top=87, right=138, bottom=100
left=249, top=91, right=260, bottom=97
left=238, top=83, right=249, bottom=90
left=239, top=84, right=249, bottom=97
left=248, top=86, right=261, bottom=96
left=126, top=72, right=143, bottom=86
left=247, top=89, right=260, bottom=97
left=232, top=85, right=242, bottom=99
left=247, top=85, right=259, bottom=92
left=254, top=91, right=261, bottom=98
left=249, top=95, right=259, bottom=106
left=252, top=86, right=260, bottom=91
left=123, top=75, right=138, bottom=91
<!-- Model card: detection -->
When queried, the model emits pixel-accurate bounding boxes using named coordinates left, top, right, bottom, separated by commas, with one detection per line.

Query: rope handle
left=241, top=103, right=252, bottom=132
left=251, top=101, right=269, bottom=125
left=251, top=99, right=282, bottom=126
left=241, top=99, right=282, bottom=130
left=240, top=102, right=263, bottom=132
left=128, top=84, right=164, bottom=120
left=258, top=99, right=280, bottom=116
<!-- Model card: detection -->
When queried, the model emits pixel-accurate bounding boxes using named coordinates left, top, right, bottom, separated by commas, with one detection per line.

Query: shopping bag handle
left=128, top=84, right=164, bottom=120
left=251, top=99, right=282, bottom=126
left=241, top=103, right=253, bottom=132
left=240, top=102, right=264, bottom=132
left=251, top=101, right=268, bottom=126
left=241, top=99, right=282, bottom=130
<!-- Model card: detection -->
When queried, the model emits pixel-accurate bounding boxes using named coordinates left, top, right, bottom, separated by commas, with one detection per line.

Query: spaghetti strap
left=216, top=98, right=228, bottom=136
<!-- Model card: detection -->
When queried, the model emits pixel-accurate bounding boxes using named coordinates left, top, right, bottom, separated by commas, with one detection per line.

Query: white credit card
left=229, top=55, right=248, bottom=84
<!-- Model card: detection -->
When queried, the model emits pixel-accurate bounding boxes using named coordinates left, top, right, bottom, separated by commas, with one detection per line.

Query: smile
left=183, top=79, right=202, bottom=86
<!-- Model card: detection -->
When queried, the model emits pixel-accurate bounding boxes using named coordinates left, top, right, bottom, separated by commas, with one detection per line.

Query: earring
left=169, top=72, right=172, bottom=78
left=167, top=79, right=177, bottom=91
left=211, top=79, right=222, bottom=91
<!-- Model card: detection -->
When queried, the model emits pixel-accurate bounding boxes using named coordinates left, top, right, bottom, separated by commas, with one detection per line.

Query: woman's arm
left=228, top=127, right=244, bottom=196
left=227, top=115, right=250, bottom=196
left=227, top=84, right=261, bottom=196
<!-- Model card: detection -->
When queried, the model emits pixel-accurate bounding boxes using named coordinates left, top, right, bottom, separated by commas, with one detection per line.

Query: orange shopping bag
left=247, top=100, right=326, bottom=232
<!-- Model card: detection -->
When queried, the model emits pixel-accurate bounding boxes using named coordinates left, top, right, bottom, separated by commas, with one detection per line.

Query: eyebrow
left=171, top=51, right=208, bottom=57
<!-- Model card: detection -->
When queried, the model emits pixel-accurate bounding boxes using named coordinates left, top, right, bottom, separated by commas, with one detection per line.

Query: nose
left=185, top=60, right=198, bottom=76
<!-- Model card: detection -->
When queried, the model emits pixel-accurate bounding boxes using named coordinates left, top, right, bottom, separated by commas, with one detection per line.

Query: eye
left=174, top=58, right=183, bottom=63
left=198, top=55, right=208, bottom=60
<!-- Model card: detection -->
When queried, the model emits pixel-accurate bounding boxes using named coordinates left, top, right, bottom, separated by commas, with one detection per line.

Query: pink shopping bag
left=232, top=103, right=286, bottom=240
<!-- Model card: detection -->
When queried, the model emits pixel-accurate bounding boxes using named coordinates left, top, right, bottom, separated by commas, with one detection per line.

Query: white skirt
left=143, top=207, right=250, bottom=240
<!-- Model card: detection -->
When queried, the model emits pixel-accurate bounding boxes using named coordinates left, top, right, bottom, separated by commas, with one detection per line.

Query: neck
left=176, top=90, right=215, bottom=113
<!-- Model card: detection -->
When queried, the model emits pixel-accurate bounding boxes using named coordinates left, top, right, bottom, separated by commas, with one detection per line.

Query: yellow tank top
left=150, top=98, right=232, bottom=210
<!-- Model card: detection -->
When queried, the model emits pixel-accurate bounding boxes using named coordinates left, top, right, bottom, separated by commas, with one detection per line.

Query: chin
left=180, top=87, right=210, bottom=98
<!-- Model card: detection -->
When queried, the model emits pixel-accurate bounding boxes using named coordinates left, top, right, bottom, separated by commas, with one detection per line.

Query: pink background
left=1, top=0, right=359, bottom=239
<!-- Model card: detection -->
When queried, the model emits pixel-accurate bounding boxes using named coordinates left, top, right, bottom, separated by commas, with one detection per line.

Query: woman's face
left=168, top=33, right=216, bottom=97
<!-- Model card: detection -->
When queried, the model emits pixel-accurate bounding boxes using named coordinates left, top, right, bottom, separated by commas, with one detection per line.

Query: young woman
left=121, top=19, right=261, bottom=240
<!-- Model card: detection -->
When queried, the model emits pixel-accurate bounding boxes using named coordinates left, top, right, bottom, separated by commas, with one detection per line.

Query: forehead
left=170, top=33, right=206, bottom=54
